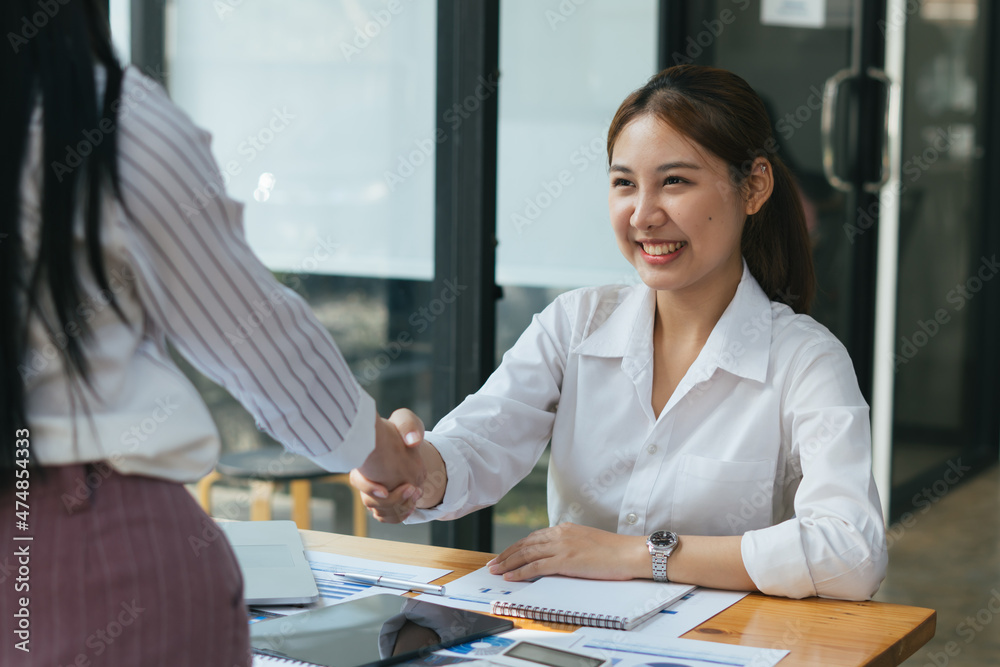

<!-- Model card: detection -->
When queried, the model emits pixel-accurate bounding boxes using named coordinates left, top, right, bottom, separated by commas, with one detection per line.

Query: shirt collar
left=574, top=261, right=773, bottom=384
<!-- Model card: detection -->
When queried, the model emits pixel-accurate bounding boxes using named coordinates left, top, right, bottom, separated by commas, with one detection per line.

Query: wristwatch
left=646, top=530, right=679, bottom=582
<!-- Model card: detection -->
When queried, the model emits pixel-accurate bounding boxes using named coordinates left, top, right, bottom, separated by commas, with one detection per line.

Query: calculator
left=460, top=641, right=609, bottom=667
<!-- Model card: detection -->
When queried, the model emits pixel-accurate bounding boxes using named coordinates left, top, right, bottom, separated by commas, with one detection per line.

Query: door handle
left=863, top=66, right=898, bottom=193
left=820, top=67, right=857, bottom=193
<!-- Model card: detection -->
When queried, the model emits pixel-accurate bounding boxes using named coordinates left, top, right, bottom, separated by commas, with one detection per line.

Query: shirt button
left=647, top=444, right=658, bottom=455
left=626, top=513, right=638, bottom=525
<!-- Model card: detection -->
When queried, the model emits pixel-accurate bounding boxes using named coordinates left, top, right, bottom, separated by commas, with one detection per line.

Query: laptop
left=220, top=520, right=320, bottom=605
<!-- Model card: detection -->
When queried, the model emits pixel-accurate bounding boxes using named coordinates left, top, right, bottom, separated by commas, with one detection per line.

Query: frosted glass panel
left=496, top=0, right=658, bottom=288
left=167, top=0, right=436, bottom=280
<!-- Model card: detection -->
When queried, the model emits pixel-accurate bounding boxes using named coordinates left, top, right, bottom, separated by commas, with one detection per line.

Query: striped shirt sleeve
left=112, top=68, right=375, bottom=472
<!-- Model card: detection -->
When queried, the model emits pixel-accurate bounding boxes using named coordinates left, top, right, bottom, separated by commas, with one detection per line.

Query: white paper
left=413, top=565, right=536, bottom=612
left=630, top=588, right=749, bottom=637
left=253, top=550, right=451, bottom=617
left=570, top=630, right=789, bottom=667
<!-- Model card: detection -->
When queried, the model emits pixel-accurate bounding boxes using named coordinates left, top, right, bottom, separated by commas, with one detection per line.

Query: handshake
left=351, top=409, right=446, bottom=523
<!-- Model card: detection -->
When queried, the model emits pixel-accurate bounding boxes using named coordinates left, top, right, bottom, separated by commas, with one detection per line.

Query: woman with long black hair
left=1, top=2, right=421, bottom=664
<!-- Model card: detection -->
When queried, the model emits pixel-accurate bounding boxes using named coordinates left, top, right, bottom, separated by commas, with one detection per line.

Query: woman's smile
left=637, top=239, right=688, bottom=263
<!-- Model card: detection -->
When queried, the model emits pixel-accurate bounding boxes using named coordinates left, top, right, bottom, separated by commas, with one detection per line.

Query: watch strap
left=651, top=551, right=668, bottom=582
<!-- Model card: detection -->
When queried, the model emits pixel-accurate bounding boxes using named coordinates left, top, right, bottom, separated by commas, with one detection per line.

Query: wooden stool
left=197, top=448, right=367, bottom=536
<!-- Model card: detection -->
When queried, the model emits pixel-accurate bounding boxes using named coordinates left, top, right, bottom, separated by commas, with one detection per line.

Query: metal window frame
left=430, top=0, right=500, bottom=552
left=129, top=0, right=167, bottom=84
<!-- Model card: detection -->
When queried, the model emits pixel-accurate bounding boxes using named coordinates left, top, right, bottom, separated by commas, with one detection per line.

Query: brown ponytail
left=607, top=65, right=815, bottom=314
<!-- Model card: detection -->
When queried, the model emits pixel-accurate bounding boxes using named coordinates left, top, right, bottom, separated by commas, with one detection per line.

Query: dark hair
left=607, top=65, right=815, bottom=314
left=1, top=0, right=125, bottom=486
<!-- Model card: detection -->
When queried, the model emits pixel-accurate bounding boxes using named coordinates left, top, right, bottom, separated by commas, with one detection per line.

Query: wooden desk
left=300, top=530, right=935, bottom=667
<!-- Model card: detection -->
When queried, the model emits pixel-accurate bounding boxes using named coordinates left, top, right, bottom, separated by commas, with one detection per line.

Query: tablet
left=250, top=594, right=514, bottom=667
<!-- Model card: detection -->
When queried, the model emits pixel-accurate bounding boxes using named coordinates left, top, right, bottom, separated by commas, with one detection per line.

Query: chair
left=197, top=447, right=367, bottom=536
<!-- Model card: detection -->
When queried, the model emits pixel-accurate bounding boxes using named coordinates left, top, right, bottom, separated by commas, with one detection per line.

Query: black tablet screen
left=251, top=593, right=514, bottom=667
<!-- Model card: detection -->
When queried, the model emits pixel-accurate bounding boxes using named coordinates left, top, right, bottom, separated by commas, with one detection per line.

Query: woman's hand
left=488, top=523, right=649, bottom=581
left=350, top=408, right=447, bottom=523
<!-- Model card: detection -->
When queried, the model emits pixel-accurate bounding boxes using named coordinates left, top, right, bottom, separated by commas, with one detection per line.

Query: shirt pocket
left=672, top=454, right=776, bottom=536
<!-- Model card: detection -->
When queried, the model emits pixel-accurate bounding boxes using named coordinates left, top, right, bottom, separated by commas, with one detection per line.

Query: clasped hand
left=353, top=409, right=439, bottom=523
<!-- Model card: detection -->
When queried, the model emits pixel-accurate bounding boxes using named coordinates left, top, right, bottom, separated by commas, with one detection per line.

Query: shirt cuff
left=404, top=435, right=472, bottom=524
left=741, top=521, right=817, bottom=599
left=303, top=389, right=376, bottom=473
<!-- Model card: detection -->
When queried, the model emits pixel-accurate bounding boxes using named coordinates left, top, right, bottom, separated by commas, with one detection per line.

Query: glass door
left=880, top=0, right=996, bottom=515
left=664, top=0, right=998, bottom=517
left=668, top=0, right=887, bottom=501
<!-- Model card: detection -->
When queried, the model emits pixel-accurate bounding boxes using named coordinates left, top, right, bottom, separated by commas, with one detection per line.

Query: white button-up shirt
left=410, top=264, right=887, bottom=601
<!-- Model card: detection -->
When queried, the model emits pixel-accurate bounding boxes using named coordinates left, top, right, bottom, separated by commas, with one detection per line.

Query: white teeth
left=642, top=241, right=686, bottom=256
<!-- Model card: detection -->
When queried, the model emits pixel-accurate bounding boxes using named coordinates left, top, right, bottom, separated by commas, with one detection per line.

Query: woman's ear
left=745, top=158, right=774, bottom=216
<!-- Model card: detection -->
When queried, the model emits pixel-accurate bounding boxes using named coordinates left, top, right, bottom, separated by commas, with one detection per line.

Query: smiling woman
left=606, top=65, right=814, bottom=315
left=352, top=65, right=888, bottom=603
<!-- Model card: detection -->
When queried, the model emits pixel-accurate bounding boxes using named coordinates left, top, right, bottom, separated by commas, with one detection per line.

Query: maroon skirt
left=0, top=463, right=250, bottom=666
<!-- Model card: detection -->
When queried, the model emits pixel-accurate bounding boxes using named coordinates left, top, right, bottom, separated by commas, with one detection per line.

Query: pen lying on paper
left=334, top=572, right=447, bottom=596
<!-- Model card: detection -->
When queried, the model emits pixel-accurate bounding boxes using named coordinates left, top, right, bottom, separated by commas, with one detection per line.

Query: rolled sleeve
left=741, top=340, right=888, bottom=600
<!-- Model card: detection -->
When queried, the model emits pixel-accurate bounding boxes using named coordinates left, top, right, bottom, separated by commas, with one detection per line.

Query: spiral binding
left=490, top=601, right=627, bottom=630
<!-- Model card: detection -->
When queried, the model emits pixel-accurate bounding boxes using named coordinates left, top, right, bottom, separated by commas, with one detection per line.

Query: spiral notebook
left=489, top=576, right=695, bottom=631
